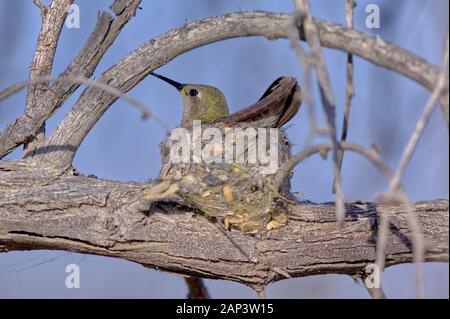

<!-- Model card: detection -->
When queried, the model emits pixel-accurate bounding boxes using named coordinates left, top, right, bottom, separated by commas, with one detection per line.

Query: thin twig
left=258, top=289, right=267, bottom=299
left=403, top=197, right=426, bottom=298
left=272, top=266, right=292, bottom=279
left=294, top=1, right=334, bottom=104
left=287, top=15, right=320, bottom=139
left=342, top=0, right=357, bottom=136
left=362, top=278, right=388, bottom=299
left=365, top=287, right=387, bottom=299
left=388, top=34, right=449, bottom=193
left=333, top=0, right=356, bottom=193
left=375, top=206, right=390, bottom=273
left=32, top=0, right=47, bottom=12
left=376, top=33, right=449, bottom=299
left=293, top=0, right=345, bottom=226
left=273, top=141, right=393, bottom=190
left=0, top=76, right=169, bottom=130
left=376, top=190, right=426, bottom=298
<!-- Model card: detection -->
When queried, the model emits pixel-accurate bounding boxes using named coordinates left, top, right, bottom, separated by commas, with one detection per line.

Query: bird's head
left=150, top=72, right=229, bottom=127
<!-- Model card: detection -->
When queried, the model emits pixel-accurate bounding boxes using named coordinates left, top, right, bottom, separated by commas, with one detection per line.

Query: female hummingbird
left=150, top=72, right=301, bottom=128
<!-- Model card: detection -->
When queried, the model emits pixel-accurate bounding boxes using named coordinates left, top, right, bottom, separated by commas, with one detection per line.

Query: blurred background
left=0, top=0, right=448, bottom=298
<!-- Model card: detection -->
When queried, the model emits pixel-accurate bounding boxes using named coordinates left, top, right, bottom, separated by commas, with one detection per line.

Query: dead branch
left=375, top=33, right=449, bottom=298
left=0, top=160, right=447, bottom=291
left=24, top=0, right=73, bottom=154
left=388, top=34, right=449, bottom=194
left=334, top=0, right=356, bottom=193
left=0, top=75, right=168, bottom=129
left=273, top=142, right=393, bottom=191
left=294, top=0, right=345, bottom=225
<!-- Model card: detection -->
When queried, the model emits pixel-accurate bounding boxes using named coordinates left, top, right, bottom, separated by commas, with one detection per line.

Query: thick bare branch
left=24, top=0, right=73, bottom=153
left=0, top=0, right=142, bottom=159
left=0, top=160, right=447, bottom=289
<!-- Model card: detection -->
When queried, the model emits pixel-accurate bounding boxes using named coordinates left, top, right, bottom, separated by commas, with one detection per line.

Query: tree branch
left=0, top=5, right=446, bottom=297
left=32, top=0, right=47, bottom=13
left=1, top=10, right=445, bottom=161
left=0, top=75, right=168, bottom=128
left=0, top=160, right=447, bottom=290
left=334, top=0, right=355, bottom=193
left=24, top=0, right=73, bottom=154
left=273, top=142, right=393, bottom=191
left=0, top=0, right=142, bottom=159
left=17, top=11, right=443, bottom=170
left=375, top=33, right=449, bottom=298
left=388, top=34, right=449, bottom=194
left=294, top=0, right=345, bottom=225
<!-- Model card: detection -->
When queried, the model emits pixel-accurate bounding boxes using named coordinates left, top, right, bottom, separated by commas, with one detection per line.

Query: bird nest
left=157, top=123, right=295, bottom=234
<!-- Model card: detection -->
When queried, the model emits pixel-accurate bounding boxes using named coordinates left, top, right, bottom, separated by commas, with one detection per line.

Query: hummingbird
left=152, top=72, right=301, bottom=234
left=150, top=72, right=301, bottom=128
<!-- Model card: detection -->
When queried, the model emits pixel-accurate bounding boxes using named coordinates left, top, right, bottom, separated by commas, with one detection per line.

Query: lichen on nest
left=157, top=124, right=295, bottom=234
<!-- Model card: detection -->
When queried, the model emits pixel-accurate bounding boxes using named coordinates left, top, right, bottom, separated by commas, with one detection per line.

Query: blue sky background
left=0, top=0, right=448, bottom=298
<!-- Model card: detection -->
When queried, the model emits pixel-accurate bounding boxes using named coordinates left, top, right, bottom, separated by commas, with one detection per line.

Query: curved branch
left=0, top=161, right=447, bottom=290
left=35, top=11, right=444, bottom=170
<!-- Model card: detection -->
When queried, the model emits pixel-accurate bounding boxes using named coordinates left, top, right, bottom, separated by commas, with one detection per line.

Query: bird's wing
left=216, top=77, right=301, bottom=128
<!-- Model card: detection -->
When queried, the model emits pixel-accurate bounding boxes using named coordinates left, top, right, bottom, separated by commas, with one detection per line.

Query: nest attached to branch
left=157, top=123, right=295, bottom=234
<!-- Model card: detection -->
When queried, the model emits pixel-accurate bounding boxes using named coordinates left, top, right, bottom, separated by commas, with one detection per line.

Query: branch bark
left=24, top=0, right=73, bottom=154
left=0, top=161, right=447, bottom=290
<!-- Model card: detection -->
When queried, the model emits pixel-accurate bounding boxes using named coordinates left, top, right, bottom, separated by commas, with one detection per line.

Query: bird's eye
left=188, top=89, right=198, bottom=97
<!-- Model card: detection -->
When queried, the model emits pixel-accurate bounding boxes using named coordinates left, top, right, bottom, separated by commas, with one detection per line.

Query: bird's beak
left=150, top=71, right=184, bottom=91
